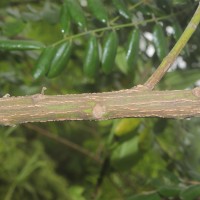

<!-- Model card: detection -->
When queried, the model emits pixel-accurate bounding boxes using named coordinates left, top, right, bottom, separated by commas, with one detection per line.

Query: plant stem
left=144, top=2, right=200, bottom=90
left=53, top=15, right=172, bottom=47
left=1, top=87, right=200, bottom=126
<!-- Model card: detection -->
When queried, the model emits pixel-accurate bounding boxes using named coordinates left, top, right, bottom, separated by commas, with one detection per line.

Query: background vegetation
left=0, top=0, right=200, bottom=199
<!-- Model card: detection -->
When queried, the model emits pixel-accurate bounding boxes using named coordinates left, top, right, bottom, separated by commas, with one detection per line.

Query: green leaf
left=83, top=35, right=99, bottom=78
left=173, top=20, right=182, bottom=41
left=115, top=46, right=129, bottom=74
left=139, top=128, right=153, bottom=152
left=172, top=0, right=188, bottom=5
left=113, top=118, right=141, bottom=137
left=33, top=46, right=57, bottom=79
left=125, top=28, right=140, bottom=71
left=65, top=0, right=87, bottom=28
left=87, top=0, right=108, bottom=23
left=16, top=153, right=44, bottom=183
left=101, top=31, right=119, bottom=74
left=153, top=23, right=168, bottom=61
left=158, top=185, right=181, bottom=197
left=156, top=0, right=172, bottom=13
left=68, top=186, right=86, bottom=200
left=162, top=69, right=200, bottom=89
left=47, top=41, right=73, bottom=78
left=60, top=2, right=71, bottom=35
left=127, top=192, right=161, bottom=200
left=0, top=40, right=45, bottom=51
left=110, top=136, right=140, bottom=170
left=180, top=185, right=200, bottom=200
left=2, top=20, right=25, bottom=37
left=112, top=0, right=131, bottom=19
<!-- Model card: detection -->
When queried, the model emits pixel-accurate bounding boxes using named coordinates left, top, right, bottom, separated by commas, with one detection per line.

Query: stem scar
left=192, top=87, right=200, bottom=97
left=92, top=104, right=106, bottom=119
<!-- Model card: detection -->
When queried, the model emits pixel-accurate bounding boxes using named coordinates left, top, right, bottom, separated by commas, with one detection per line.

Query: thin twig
left=144, top=2, right=200, bottom=90
left=24, top=124, right=102, bottom=164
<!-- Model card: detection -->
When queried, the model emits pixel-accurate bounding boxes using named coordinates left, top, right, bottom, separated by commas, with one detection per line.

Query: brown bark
left=1, top=86, right=200, bottom=126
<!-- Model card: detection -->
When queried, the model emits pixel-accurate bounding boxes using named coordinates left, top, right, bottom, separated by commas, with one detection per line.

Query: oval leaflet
left=0, top=39, right=45, bottom=51
left=153, top=23, right=168, bottom=61
left=65, top=0, right=87, bottom=28
left=87, top=0, right=108, bottom=23
left=112, top=0, right=131, bottom=19
left=125, top=28, right=140, bottom=71
left=33, top=46, right=56, bottom=79
left=83, top=35, right=100, bottom=78
left=47, top=41, right=73, bottom=78
left=101, top=31, right=119, bottom=74
left=60, top=2, right=71, bottom=35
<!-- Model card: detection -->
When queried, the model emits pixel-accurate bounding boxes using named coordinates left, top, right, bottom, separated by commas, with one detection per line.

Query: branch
left=1, top=87, right=200, bottom=126
left=1, top=4, right=200, bottom=126
left=144, top=2, right=200, bottom=90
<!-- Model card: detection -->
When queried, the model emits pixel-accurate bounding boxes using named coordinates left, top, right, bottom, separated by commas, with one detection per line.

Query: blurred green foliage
left=1, top=0, right=200, bottom=199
